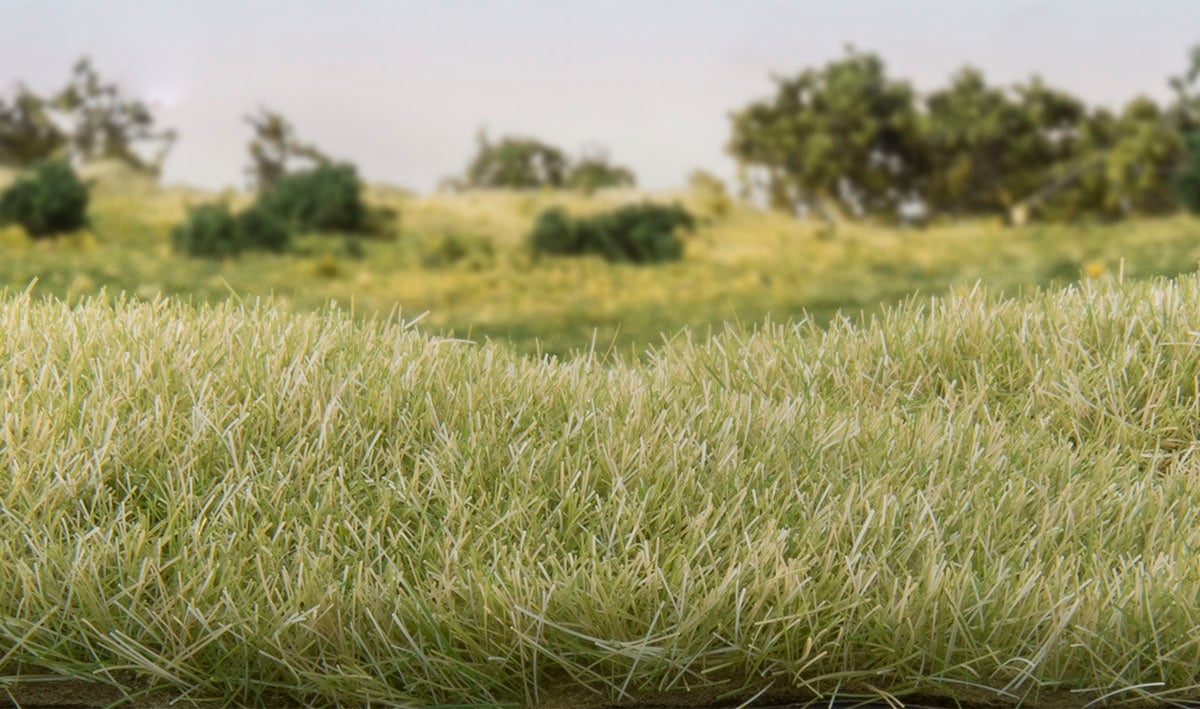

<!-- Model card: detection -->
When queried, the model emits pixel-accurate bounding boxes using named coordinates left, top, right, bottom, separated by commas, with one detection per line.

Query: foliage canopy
left=730, top=45, right=1200, bottom=223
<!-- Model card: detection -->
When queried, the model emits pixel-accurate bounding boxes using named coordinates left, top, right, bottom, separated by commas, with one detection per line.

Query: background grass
left=4, top=278, right=1200, bottom=706
left=1, top=180, right=1199, bottom=359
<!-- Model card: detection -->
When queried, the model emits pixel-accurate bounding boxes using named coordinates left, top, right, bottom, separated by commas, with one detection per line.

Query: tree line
left=3, top=49, right=1200, bottom=227
left=730, top=45, right=1200, bottom=224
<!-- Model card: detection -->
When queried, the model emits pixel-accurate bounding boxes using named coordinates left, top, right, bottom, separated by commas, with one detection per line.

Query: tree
left=244, top=107, right=329, bottom=190
left=728, top=48, right=925, bottom=221
left=1095, top=98, right=1184, bottom=216
left=920, top=67, right=1020, bottom=217
left=565, top=147, right=636, bottom=193
left=0, top=86, right=67, bottom=168
left=1171, top=44, right=1200, bottom=213
left=1168, top=44, right=1200, bottom=134
left=464, top=131, right=568, bottom=189
left=1000, top=77, right=1092, bottom=221
left=917, top=68, right=1093, bottom=220
left=52, top=58, right=177, bottom=175
left=1014, top=61, right=1191, bottom=221
left=727, top=44, right=1200, bottom=224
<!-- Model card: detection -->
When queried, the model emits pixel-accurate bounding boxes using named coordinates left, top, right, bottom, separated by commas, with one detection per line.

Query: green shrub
left=527, top=207, right=580, bottom=256
left=0, top=160, right=89, bottom=237
left=528, top=203, right=694, bottom=264
left=172, top=203, right=241, bottom=258
left=173, top=201, right=294, bottom=258
left=1177, top=133, right=1200, bottom=214
left=259, top=162, right=366, bottom=233
left=236, top=204, right=290, bottom=252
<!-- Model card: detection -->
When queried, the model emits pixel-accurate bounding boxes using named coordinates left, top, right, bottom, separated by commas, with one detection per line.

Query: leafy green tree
left=565, top=148, right=636, bottom=193
left=0, top=87, right=67, bottom=168
left=1168, top=44, right=1200, bottom=134
left=1027, top=82, right=1188, bottom=220
left=920, top=68, right=1019, bottom=216
left=918, top=68, right=1092, bottom=219
left=728, top=48, right=925, bottom=221
left=1095, top=98, right=1184, bottom=216
left=1000, top=77, right=1092, bottom=220
left=464, top=131, right=568, bottom=189
left=53, top=58, right=177, bottom=175
left=244, top=107, right=329, bottom=190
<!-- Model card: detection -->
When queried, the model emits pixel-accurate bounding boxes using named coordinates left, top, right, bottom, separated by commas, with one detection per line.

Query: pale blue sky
left=1, top=1, right=1196, bottom=191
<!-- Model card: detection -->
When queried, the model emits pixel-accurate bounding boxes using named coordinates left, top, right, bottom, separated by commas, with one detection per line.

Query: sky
left=1, top=1, right=1197, bottom=192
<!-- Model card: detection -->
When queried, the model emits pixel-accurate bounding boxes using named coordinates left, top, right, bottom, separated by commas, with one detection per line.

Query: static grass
left=4, top=278, right=1200, bottom=706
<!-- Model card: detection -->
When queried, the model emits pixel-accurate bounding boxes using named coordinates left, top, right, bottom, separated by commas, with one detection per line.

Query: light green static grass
left=4, top=279, right=1200, bottom=707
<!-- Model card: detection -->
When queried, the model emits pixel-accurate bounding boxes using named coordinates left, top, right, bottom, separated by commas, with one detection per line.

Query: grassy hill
left=4, top=278, right=1200, bottom=706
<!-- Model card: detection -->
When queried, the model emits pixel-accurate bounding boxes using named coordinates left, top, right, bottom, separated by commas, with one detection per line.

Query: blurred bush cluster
left=174, top=162, right=390, bottom=259
left=0, top=160, right=88, bottom=237
left=172, top=202, right=289, bottom=259
left=527, top=203, right=694, bottom=264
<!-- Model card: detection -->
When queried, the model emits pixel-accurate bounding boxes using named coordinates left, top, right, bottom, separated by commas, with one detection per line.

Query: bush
left=259, top=162, right=366, bottom=232
left=0, top=160, right=89, bottom=237
left=1177, top=133, right=1200, bottom=214
left=527, top=207, right=580, bottom=256
left=172, top=202, right=291, bottom=258
left=527, top=203, right=694, bottom=264
left=236, top=204, right=290, bottom=252
left=172, top=203, right=240, bottom=258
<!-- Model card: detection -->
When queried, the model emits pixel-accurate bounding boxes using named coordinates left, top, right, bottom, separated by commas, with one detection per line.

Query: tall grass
left=4, top=278, right=1200, bottom=706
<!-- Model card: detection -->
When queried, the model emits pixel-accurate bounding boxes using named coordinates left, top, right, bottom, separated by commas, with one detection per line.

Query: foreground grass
left=4, top=278, right=1200, bottom=706
left=3, top=182, right=1200, bottom=358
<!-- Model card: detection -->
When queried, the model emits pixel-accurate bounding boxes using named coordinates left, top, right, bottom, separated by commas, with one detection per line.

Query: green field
left=4, top=276, right=1200, bottom=706
left=3, top=179, right=1200, bottom=359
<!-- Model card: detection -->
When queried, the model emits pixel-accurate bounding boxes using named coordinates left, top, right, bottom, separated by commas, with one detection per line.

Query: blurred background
left=1, top=0, right=1199, bottom=358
